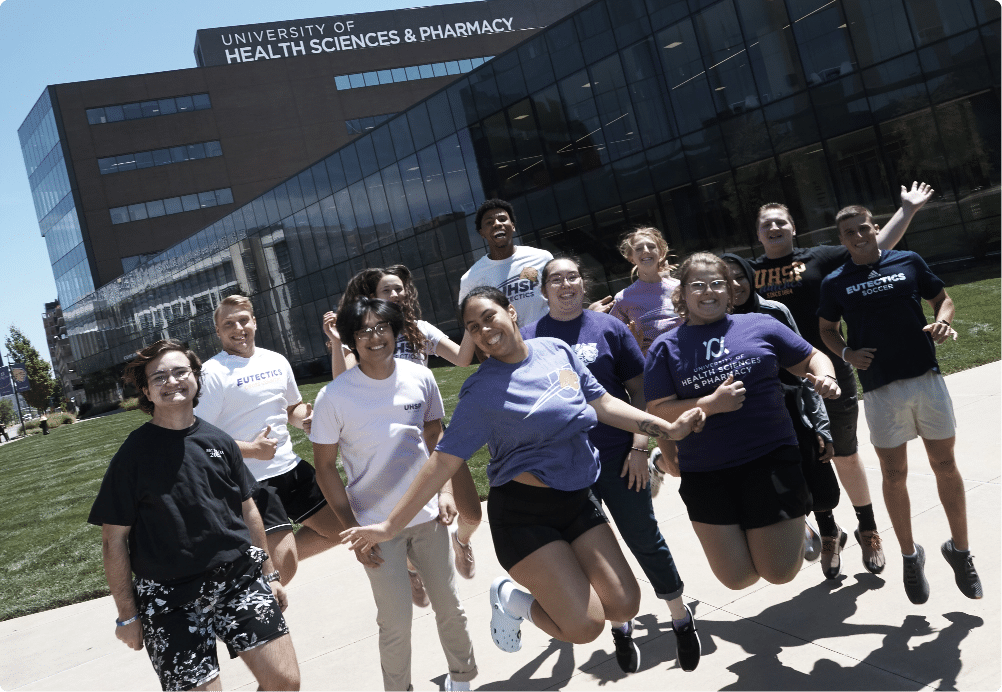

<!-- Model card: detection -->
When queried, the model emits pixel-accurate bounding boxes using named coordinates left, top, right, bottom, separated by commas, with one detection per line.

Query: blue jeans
left=591, top=442, right=684, bottom=601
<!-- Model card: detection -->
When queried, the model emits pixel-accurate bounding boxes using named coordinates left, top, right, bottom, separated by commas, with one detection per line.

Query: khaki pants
left=364, top=519, right=477, bottom=691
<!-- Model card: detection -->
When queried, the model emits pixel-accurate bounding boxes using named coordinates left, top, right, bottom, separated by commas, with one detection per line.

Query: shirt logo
left=404, top=402, right=422, bottom=411
left=498, top=273, right=539, bottom=301
left=526, top=367, right=580, bottom=418
left=845, top=272, right=906, bottom=296
left=703, top=336, right=730, bottom=362
left=205, top=448, right=224, bottom=458
left=236, top=369, right=282, bottom=386
left=572, top=343, right=599, bottom=365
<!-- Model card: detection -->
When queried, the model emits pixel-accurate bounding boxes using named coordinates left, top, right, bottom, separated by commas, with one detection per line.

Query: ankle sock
left=854, top=504, right=877, bottom=532
left=499, top=581, right=535, bottom=623
left=815, top=510, right=838, bottom=537
left=903, top=549, right=918, bottom=560
left=672, top=611, right=691, bottom=629
left=610, top=621, right=630, bottom=634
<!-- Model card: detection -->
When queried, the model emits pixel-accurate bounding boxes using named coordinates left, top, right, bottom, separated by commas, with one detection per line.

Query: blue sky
left=0, top=0, right=467, bottom=367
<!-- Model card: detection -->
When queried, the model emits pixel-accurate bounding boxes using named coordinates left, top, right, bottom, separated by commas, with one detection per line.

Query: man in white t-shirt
left=458, top=199, right=553, bottom=328
left=198, top=295, right=343, bottom=585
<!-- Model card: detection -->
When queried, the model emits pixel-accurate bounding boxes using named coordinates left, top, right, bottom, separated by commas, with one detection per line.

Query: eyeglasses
left=355, top=322, right=392, bottom=341
left=546, top=273, right=582, bottom=287
left=149, top=367, right=193, bottom=387
left=687, top=280, right=729, bottom=293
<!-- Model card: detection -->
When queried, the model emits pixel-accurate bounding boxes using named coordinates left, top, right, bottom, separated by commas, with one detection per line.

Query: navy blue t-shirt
left=817, top=249, right=945, bottom=393
left=522, top=311, right=645, bottom=457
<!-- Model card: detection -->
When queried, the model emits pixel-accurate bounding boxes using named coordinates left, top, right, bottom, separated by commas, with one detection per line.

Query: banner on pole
left=10, top=363, right=30, bottom=392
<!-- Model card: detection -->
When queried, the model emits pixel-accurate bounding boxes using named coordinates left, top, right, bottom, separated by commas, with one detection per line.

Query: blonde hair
left=670, top=252, right=734, bottom=322
left=213, top=295, right=254, bottom=325
left=618, top=227, right=676, bottom=280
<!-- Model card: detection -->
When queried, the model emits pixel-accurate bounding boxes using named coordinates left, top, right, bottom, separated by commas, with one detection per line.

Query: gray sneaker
left=648, top=448, right=665, bottom=498
left=941, top=540, right=983, bottom=599
left=903, top=544, right=930, bottom=604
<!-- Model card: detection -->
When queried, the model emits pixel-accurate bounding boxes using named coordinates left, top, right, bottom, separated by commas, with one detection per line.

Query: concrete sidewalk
left=2, top=362, right=998, bottom=691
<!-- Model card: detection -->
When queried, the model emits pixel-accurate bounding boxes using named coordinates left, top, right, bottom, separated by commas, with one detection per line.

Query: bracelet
left=841, top=346, right=850, bottom=362
left=823, top=374, right=836, bottom=381
left=938, top=319, right=951, bottom=327
left=631, top=447, right=648, bottom=453
left=263, top=570, right=281, bottom=584
left=116, top=614, right=139, bottom=626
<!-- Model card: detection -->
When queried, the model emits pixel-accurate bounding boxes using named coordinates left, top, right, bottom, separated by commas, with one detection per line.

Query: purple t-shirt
left=522, top=311, right=644, bottom=456
left=436, top=338, right=606, bottom=491
left=610, top=277, right=682, bottom=354
left=644, top=313, right=813, bottom=472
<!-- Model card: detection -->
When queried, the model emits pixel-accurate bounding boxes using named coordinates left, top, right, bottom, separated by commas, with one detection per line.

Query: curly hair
left=336, top=298, right=405, bottom=356
left=338, top=265, right=425, bottom=355
left=670, top=252, right=734, bottom=323
left=618, top=226, right=676, bottom=281
left=122, top=339, right=202, bottom=416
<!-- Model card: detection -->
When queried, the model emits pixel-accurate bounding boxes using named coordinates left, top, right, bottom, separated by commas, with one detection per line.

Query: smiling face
left=375, top=274, right=406, bottom=304
left=478, top=208, right=516, bottom=254
left=838, top=213, right=881, bottom=264
left=463, top=295, right=524, bottom=363
left=353, top=310, right=396, bottom=370
left=215, top=304, right=257, bottom=357
left=683, top=266, right=732, bottom=326
left=725, top=260, right=751, bottom=307
left=628, top=234, right=661, bottom=270
left=757, top=208, right=797, bottom=258
left=541, top=259, right=585, bottom=319
left=143, top=350, right=197, bottom=413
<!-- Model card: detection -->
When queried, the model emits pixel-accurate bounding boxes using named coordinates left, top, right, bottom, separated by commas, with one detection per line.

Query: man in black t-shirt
left=88, top=340, right=300, bottom=691
left=749, top=182, right=933, bottom=580
left=818, top=204, right=980, bottom=605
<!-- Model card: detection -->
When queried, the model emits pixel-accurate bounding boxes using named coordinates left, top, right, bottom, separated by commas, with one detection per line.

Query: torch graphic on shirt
left=525, top=367, right=581, bottom=418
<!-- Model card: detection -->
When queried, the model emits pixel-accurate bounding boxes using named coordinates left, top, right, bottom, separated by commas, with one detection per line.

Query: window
left=109, top=188, right=232, bottom=224
left=87, top=93, right=211, bottom=125
left=334, top=56, right=496, bottom=90
left=98, top=141, right=223, bottom=174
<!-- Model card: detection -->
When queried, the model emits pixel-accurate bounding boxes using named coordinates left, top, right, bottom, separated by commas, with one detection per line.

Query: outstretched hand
left=341, top=522, right=395, bottom=558
left=588, top=296, right=614, bottom=313
left=900, top=181, right=934, bottom=213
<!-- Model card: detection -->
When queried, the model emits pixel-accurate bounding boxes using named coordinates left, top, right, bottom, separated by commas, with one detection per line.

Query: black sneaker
left=672, top=604, right=701, bottom=672
left=941, top=540, right=983, bottom=599
left=611, top=620, right=640, bottom=673
left=903, top=544, right=930, bottom=604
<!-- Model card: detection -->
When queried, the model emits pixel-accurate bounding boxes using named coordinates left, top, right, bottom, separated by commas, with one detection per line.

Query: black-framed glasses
left=355, top=322, right=392, bottom=341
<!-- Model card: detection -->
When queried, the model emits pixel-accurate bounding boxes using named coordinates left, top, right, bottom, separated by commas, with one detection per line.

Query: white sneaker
left=445, top=674, right=471, bottom=691
left=648, top=448, right=665, bottom=498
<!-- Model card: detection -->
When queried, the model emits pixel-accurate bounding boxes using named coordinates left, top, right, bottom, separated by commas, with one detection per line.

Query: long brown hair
left=338, top=265, right=424, bottom=354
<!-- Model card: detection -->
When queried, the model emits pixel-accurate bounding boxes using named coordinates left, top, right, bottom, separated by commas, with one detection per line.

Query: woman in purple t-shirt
left=341, top=286, right=705, bottom=662
left=645, top=253, right=841, bottom=591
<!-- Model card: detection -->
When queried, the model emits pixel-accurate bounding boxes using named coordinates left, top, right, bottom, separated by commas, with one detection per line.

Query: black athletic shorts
left=679, top=445, right=811, bottom=529
left=824, top=373, right=859, bottom=457
left=134, top=546, right=289, bottom=691
left=487, top=481, right=609, bottom=571
left=255, top=458, right=328, bottom=534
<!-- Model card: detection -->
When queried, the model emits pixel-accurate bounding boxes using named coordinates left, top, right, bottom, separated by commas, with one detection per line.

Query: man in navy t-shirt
left=818, top=204, right=981, bottom=606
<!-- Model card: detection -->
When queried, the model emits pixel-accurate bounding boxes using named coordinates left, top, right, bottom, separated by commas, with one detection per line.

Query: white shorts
left=863, top=370, right=956, bottom=449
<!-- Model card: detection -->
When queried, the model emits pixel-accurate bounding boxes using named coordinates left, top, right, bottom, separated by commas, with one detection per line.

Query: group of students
left=88, top=192, right=981, bottom=692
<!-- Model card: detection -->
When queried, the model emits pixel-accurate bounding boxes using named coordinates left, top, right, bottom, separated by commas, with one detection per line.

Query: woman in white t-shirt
left=322, top=265, right=481, bottom=593
left=311, top=298, right=477, bottom=692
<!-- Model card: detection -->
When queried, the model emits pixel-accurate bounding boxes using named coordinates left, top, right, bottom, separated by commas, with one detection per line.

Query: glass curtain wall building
left=64, top=0, right=999, bottom=399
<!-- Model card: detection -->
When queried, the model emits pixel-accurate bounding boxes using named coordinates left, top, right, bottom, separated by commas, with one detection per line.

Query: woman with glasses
left=340, top=286, right=704, bottom=664
left=311, top=298, right=477, bottom=692
left=323, top=265, right=481, bottom=600
left=521, top=255, right=701, bottom=673
left=644, top=253, right=842, bottom=590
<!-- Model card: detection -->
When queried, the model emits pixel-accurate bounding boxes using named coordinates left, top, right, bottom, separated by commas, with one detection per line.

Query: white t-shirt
left=395, top=319, right=447, bottom=367
left=309, top=359, right=444, bottom=528
left=458, top=245, right=554, bottom=327
left=198, top=348, right=302, bottom=481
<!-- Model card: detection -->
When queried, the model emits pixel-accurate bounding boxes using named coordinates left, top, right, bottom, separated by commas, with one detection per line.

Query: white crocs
left=489, top=576, right=523, bottom=653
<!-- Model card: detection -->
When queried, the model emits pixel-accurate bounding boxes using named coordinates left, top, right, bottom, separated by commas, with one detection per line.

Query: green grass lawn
left=2, top=276, right=997, bottom=621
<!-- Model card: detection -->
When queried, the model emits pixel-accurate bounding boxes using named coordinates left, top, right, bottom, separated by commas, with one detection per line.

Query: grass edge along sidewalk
left=1, top=275, right=998, bottom=622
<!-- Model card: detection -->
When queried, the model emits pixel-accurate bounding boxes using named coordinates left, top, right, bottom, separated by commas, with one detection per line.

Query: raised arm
left=876, top=181, right=934, bottom=250
left=323, top=311, right=356, bottom=377
left=434, top=330, right=476, bottom=367
left=101, top=523, right=143, bottom=651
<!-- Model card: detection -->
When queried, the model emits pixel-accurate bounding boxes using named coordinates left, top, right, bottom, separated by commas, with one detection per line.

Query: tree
left=0, top=399, right=13, bottom=426
left=5, top=326, right=58, bottom=411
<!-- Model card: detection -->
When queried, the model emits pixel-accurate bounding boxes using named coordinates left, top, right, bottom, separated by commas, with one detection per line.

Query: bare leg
left=450, top=464, right=482, bottom=544
left=238, top=634, right=301, bottom=691
left=570, top=524, right=641, bottom=625
left=746, top=517, right=805, bottom=584
left=664, top=597, right=687, bottom=621
left=875, top=443, right=914, bottom=554
left=923, top=436, right=968, bottom=550
left=297, top=505, right=344, bottom=560
left=192, top=673, right=222, bottom=691
left=832, top=452, right=872, bottom=506
left=690, top=522, right=758, bottom=590
left=267, top=530, right=298, bottom=585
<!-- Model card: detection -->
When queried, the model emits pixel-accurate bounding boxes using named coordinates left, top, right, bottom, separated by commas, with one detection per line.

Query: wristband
left=937, top=319, right=951, bottom=327
left=263, top=570, right=281, bottom=584
left=631, top=447, right=648, bottom=453
left=823, top=374, right=836, bottom=381
left=841, top=346, right=850, bottom=362
left=116, top=614, right=139, bottom=626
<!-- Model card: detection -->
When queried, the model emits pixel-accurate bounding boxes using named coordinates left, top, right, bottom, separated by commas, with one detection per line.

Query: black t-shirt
left=750, top=245, right=853, bottom=379
left=88, top=417, right=257, bottom=583
left=818, top=249, right=945, bottom=392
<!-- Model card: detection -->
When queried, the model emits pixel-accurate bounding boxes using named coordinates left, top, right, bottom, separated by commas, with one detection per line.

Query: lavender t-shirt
left=643, top=313, right=813, bottom=472
left=437, top=338, right=606, bottom=491
left=610, top=277, right=682, bottom=354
